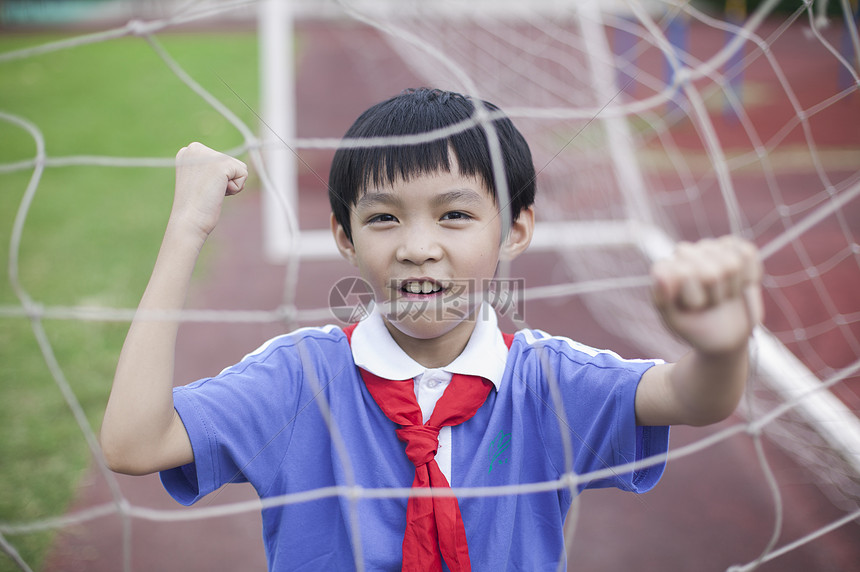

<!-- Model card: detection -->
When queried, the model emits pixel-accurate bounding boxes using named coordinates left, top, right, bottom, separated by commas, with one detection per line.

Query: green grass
left=0, top=30, right=259, bottom=571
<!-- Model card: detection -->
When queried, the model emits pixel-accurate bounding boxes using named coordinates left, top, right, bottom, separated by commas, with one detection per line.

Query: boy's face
left=332, top=160, right=533, bottom=352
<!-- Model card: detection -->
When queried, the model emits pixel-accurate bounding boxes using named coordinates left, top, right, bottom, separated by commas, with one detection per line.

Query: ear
left=331, top=213, right=358, bottom=266
left=500, top=206, right=534, bottom=261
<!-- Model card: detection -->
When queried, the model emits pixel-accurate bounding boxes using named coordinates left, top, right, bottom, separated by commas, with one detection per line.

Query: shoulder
left=175, top=325, right=354, bottom=404
left=503, top=329, right=660, bottom=393
left=503, top=330, right=662, bottom=431
left=510, top=328, right=653, bottom=366
left=215, top=324, right=350, bottom=377
left=243, top=324, right=346, bottom=356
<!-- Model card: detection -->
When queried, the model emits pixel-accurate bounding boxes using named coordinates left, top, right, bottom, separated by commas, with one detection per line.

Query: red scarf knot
left=396, top=425, right=442, bottom=467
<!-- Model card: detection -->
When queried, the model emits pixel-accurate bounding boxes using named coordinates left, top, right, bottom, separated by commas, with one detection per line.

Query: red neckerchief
left=343, top=323, right=514, bottom=572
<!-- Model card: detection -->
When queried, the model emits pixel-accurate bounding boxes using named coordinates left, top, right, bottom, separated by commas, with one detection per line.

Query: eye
left=367, top=213, right=397, bottom=224
left=441, top=211, right=472, bottom=221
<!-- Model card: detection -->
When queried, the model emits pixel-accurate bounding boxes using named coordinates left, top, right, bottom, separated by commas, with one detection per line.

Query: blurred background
left=1, top=1, right=859, bottom=570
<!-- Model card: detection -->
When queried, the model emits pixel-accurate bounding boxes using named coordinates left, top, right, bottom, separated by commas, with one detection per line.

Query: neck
left=383, top=316, right=477, bottom=369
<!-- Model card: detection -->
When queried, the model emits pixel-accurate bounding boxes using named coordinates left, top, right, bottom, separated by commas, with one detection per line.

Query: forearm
left=665, top=345, right=749, bottom=426
left=101, top=220, right=204, bottom=474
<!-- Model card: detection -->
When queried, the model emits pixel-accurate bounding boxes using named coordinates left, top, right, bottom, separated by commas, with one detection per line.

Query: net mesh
left=1, top=0, right=859, bottom=571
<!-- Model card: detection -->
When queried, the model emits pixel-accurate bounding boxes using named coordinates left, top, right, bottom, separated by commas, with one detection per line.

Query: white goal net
left=1, top=0, right=859, bottom=571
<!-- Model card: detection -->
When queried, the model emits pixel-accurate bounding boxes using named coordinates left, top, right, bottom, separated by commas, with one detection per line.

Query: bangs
left=352, top=130, right=496, bottom=195
left=329, top=88, right=535, bottom=241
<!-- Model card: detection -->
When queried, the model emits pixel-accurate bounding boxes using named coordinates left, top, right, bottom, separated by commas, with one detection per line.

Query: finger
left=226, top=174, right=247, bottom=195
left=653, top=251, right=709, bottom=311
left=743, top=282, right=765, bottom=325
left=652, top=241, right=706, bottom=308
left=679, top=274, right=708, bottom=310
left=707, top=236, right=761, bottom=297
left=697, top=237, right=742, bottom=304
left=676, top=240, right=721, bottom=310
left=651, top=255, right=684, bottom=309
left=722, top=236, right=754, bottom=298
left=682, top=237, right=761, bottom=307
left=225, top=160, right=248, bottom=195
left=736, top=237, right=763, bottom=287
left=734, top=237, right=765, bottom=324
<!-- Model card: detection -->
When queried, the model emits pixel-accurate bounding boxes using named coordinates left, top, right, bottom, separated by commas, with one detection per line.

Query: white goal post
left=259, top=0, right=298, bottom=262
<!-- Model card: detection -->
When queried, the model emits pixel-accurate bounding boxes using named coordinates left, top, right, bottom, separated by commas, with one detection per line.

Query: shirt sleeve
left=159, top=329, right=339, bottom=505
left=522, top=332, right=670, bottom=494
left=159, top=376, right=258, bottom=506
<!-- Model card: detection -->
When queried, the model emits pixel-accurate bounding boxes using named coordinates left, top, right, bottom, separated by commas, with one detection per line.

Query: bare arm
left=635, top=236, right=763, bottom=427
left=100, top=143, right=248, bottom=475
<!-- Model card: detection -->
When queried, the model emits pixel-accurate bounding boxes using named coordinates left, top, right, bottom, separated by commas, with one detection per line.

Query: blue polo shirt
left=161, top=310, right=669, bottom=571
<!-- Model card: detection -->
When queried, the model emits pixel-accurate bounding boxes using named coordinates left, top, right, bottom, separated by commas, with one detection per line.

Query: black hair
left=328, top=88, right=536, bottom=241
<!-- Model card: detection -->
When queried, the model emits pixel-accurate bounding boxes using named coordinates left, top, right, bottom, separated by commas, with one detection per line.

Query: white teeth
left=404, top=281, right=440, bottom=294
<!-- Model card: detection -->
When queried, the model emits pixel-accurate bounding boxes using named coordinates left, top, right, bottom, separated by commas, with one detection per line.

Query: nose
left=396, top=226, right=443, bottom=266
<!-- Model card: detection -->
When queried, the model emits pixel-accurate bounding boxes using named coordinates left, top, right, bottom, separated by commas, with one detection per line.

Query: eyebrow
left=431, top=188, right=488, bottom=208
left=354, top=192, right=403, bottom=211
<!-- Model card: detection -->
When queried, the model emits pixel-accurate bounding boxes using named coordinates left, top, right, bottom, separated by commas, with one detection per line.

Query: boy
left=101, top=88, right=762, bottom=571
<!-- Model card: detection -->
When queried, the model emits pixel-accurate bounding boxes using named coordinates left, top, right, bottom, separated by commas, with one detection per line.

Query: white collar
left=349, top=302, right=509, bottom=391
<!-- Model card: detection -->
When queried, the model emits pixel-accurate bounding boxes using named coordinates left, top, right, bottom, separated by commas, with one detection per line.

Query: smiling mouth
left=400, top=280, right=444, bottom=295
